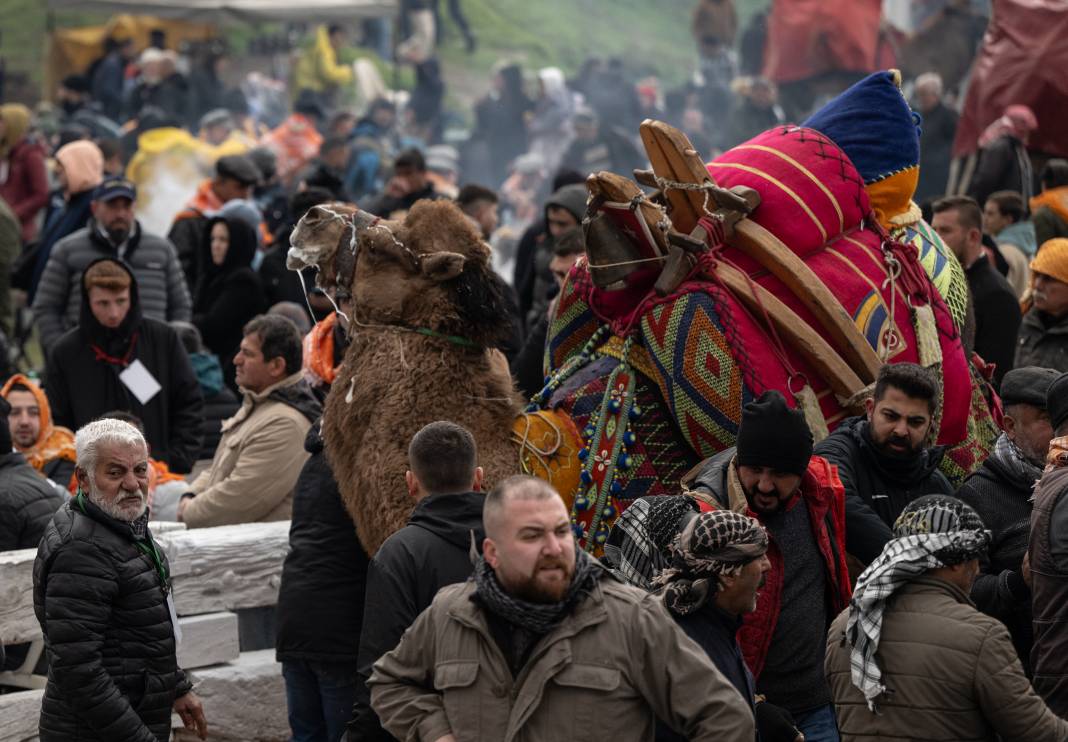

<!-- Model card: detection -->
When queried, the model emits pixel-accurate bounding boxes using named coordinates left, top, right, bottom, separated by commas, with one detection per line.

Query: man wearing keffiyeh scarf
left=845, top=496, right=991, bottom=710
left=826, top=494, right=1068, bottom=741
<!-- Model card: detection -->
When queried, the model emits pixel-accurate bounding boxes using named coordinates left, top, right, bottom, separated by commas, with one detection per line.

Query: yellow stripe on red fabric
left=731, top=144, right=845, bottom=234
left=707, top=161, right=827, bottom=242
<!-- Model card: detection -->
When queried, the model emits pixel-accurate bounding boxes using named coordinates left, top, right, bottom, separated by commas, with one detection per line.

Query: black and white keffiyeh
left=602, top=495, right=699, bottom=589
left=846, top=496, right=990, bottom=711
left=652, top=510, right=768, bottom=616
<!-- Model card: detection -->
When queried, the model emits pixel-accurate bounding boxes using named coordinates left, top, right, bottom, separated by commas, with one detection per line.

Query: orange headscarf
left=0, top=373, right=76, bottom=476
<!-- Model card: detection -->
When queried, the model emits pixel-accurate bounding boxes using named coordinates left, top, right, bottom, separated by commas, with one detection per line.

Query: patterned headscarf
left=603, top=495, right=700, bottom=589
left=846, top=495, right=990, bottom=711
left=652, top=510, right=768, bottom=617
left=1048, top=436, right=1068, bottom=473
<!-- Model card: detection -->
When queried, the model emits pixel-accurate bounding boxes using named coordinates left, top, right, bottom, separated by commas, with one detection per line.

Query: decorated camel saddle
left=287, top=70, right=996, bottom=556
left=532, top=70, right=996, bottom=551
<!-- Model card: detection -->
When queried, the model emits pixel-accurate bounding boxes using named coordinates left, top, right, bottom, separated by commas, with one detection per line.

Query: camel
left=287, top=200, right=526, bottom=553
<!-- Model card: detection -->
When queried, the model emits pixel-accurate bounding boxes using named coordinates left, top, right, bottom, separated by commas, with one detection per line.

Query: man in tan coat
left=368, top=475, right=755, bottom=742
left=826, top=495, right=1068, bottom=741
left=178, top=315, right=320, bottom=527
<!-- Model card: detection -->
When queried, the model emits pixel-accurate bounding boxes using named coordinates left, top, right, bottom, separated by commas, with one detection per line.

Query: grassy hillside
left=2, top=0, right=767, bottom=103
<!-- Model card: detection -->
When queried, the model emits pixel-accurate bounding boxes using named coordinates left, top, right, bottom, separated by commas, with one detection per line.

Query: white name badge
left=119, top=359, right=162, bottom=405
left=166, top=592, right=183, bottom=644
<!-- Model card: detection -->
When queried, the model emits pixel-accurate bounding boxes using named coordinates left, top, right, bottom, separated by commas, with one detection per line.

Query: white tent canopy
left=46, top=0, right=397, bottom=23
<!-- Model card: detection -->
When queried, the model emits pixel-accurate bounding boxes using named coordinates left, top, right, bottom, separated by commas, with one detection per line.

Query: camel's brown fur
left=291, top=200, right=523, bottom=553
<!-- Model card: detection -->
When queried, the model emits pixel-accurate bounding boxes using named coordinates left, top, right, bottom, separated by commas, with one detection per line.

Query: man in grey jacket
left=32, top=176, right=191, bottom=350
left=369, top=475, right=755, bottom=742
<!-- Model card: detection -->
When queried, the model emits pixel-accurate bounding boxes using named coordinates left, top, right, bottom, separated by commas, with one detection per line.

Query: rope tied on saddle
left=695, top=220, right=830, bottom=441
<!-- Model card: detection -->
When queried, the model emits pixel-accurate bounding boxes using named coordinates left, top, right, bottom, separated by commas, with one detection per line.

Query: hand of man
left=176, top=493, right=195, bottom=521
left=173, top=691, right=208, bottom=740
left=432, top=736, right=457, bottom=742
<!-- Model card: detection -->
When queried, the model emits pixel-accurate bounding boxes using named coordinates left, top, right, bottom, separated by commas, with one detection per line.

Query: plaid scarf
left=846, top=497, right=990, bottom=711
left=473, top=545, right=602, bottom=637
left=603, top=495, right=699, bottom=589
left=652, top=510, right=768, bottom=616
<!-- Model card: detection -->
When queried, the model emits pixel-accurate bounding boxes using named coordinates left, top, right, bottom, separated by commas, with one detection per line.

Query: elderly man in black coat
left=33, top=418, right=207, bottom=741
left=958, top=366, right=1060, bottom=673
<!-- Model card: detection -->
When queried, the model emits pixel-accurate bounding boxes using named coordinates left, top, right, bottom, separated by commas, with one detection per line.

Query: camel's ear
left=421, top=252, right=466, bottom=282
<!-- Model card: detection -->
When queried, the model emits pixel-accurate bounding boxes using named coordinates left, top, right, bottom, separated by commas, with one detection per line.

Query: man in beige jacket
left=368, top=475, right=755, bottom=742
left=826, top=495, right=1068, bottom=741
left=178, top=315, right=320, bottom=527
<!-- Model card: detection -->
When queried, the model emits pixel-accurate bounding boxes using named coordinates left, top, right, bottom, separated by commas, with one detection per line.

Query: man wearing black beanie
left=689, top=390, right=851, bottom=742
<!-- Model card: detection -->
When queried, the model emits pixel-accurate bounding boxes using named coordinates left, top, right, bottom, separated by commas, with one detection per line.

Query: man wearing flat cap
left=957, top=365, right=1060, bottom=672
left=689, top=390, right=851, bottom=741
left=167, top=154, right=261, bottom=288
left=1029, top=371, right=1068, bottom=714
left=33, top=174, right=191, bottom=350
left=827, top=495, right=1068, bottom=740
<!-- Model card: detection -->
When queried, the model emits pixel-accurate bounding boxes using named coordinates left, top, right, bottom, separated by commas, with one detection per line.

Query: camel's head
left=288, top=199, right=514, bottom=348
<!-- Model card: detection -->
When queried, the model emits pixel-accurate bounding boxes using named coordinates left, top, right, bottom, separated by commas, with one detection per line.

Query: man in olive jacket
left=33, top=419, right=206, bottom=741
left=369, top=476, right=754, bottom=742
left=826, top=495, right=1067, bottom=741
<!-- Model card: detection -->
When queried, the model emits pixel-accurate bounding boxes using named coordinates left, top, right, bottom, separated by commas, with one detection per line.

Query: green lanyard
left=75, top=491, right=171, bottom=594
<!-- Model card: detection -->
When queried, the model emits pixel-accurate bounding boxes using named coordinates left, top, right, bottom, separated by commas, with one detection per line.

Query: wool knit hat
left=1032, top=238, right=1068, bottom=286
left=735, top=390, right=813, bottom=476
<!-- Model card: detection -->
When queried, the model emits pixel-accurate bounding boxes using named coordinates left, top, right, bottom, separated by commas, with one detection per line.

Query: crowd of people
left=2, top=3, right=1068, bottom=742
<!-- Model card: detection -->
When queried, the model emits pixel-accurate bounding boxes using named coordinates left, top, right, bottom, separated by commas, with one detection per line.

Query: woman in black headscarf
left=192, top=216, right=267, bottom=390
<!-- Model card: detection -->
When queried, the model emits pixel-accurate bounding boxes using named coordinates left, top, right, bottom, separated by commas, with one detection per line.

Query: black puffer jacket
left=276, top=420, right=369, bottom=664
left=348, top=490, right=486, bottom=741
left=814, top=416, right=953, bottom=562
left=34, top=498, right=191, bottom=742
left=0, top=451, right=62, bottom=551
left=957, top=447, right=1037, bottom=672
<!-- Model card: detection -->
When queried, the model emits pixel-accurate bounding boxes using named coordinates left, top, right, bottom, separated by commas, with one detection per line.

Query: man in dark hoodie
left=45, top=258, right=204, bottom=474
left=519, top=181, right=588, bottom=331
left=33, top=175, right=192, bottom=350
left=814, top=363, right=953, bottom=563
left=276, top=303, right=367, bottom=742
left=345, top=421, right=487, bottom=742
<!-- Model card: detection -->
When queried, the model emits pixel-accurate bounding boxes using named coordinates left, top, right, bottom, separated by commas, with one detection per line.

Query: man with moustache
left=814, top=363, right=954, bottom=561
left=690, top=391, right=852, bottom=742
left=369, top=475, right=756, bottom=742
left=958, top=366, right=1060, bottom=672
left=32, top=419, right=207, bottom=741
left=33, top=175, right=191, bottom=351
left=653, top=510, right=805, bottom=742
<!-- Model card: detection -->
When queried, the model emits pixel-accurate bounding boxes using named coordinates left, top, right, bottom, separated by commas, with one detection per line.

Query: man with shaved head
left=368, top=475, right=755, bottom=742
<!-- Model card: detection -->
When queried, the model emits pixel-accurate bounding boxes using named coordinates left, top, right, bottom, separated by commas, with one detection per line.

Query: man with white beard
left=32, top=418, right=207, bottom=742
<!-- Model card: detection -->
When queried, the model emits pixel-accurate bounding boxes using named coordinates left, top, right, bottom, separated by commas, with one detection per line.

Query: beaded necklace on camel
left=526, top=325, right=642, bottom=551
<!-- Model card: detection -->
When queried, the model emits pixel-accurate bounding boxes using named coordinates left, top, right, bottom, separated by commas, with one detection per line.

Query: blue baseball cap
left=93, top=175, right=137, bottom=203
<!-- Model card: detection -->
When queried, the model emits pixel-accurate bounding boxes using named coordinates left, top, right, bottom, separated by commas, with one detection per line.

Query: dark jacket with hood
left=192, top=216, right=267, bottom=390
left=32, top=220, right=192, bottom=350
left=27, top=188, right=95, bottom=300
left=348, top=490, right=486, bottom=741
left=814, top=416, right=953, bottom=561
left=45, top=258, right=205, bottom=473
left=34, top=497, right=193, bottom=741
left=276, top=420, right=369, bottom=664
left=521, top=183, right=587, bottom=330
left=957, top=441, right=1041, bottom=673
